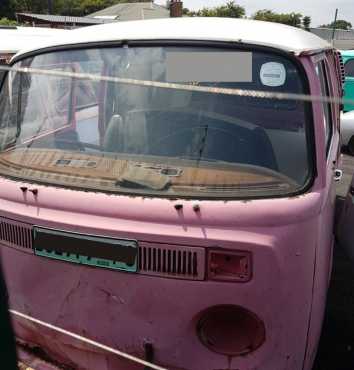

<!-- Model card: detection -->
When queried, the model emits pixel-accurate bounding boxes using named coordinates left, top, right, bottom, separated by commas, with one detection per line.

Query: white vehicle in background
left=0, top=26, right=67, bottom=78
left=341, top=110, right=354, bottom=155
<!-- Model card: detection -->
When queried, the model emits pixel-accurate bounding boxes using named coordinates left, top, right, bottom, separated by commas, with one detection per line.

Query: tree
left=302, top=16, right=311, bottom=31
left=214, top=1, right=245, bottom=18
left=252, top=9, right=304, bottom=28
left=0, top=0, right=13, bottom=19
left=320, top=19, right=352, bottom=30
left=10, top=0, right=49, bottom=14
left=185, top=1, right=245, bottom=18
left=2, top=0, right=53, bottom=17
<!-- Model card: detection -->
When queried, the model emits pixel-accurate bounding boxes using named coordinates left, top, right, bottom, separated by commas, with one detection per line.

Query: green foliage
left=51, top=0, right=102, bottom=17
left=0, top=0, right=51, bottom=17
left=186, top=1, right=245, bottom=18
left=0, top=0, right=13, bottom=19
left=0, top=17, right=17, bottom=26
left=10, top=0, right=50, bottom=14
left=320, top=19, right=352, bottom=30
left=302, top=16, right=311, bottom=30
left=252, top=9, right=304, bottom=28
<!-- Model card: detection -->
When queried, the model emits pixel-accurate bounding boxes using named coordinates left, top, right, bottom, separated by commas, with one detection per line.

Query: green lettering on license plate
left=33, top=227, right=138, bottom=273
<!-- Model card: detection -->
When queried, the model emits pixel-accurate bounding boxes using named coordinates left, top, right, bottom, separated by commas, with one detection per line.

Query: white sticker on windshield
left=260, top=62, right=286, bottom=87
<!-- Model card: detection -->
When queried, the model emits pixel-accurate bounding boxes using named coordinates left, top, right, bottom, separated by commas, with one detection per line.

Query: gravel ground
left=314, top=153, right=354, bottom=370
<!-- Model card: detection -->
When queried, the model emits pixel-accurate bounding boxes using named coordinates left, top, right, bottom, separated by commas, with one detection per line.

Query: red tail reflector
left=208, top=250, right=252, bottom=282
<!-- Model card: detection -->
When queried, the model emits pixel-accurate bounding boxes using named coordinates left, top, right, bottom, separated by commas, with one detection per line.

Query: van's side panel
left=302, top=53, right=340, bottom=370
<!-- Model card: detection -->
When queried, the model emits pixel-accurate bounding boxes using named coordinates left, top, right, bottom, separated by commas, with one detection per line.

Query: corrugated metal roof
left=16, top=13, right=114, bottom=25
left=89, top=2, right=169, bottom=21
left=310, top=27, right=354, bottom=41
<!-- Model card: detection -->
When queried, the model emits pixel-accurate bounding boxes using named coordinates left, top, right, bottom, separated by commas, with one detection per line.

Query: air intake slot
left=138, top=242, right=205, bottom=280
left=339, top=54, right=346, bottom=85
left=336, top=51, right=346, bottom=86
left=0, top=217, right=33, bottom=253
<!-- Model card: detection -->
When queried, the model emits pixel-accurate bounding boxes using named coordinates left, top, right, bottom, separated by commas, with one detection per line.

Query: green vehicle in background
left=342, top=50, right=354, bottom=112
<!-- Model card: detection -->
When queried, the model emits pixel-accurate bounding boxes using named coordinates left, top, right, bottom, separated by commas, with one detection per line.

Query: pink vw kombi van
left=0, top=18, right=344, bottom=370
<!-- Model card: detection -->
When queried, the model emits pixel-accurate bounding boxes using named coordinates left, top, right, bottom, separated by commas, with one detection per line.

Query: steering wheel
left=150, top=125, right=244, bottom=154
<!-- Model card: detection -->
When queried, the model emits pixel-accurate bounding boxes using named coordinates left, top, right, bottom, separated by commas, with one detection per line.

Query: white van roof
left=0, top=26, right=67, bottom=54
left=14, top=18, right=331, bottom=59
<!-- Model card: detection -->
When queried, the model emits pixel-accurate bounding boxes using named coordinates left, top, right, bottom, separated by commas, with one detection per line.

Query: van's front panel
left=0, top=186, right=322, bottom=370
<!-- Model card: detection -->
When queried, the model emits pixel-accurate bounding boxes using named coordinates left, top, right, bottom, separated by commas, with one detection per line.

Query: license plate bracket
left=33, top=227, right=138, bottom=272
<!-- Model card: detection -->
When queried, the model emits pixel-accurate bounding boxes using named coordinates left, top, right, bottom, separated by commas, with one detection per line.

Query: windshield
left=0, top=46, right=312, bottom=199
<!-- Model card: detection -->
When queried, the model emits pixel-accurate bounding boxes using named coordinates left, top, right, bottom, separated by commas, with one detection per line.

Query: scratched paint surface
left=0, top=190, right=323, bottom=370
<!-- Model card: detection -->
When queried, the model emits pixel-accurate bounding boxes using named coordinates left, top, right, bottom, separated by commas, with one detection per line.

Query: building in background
left=15, top=1, right=183, bottom=29
left=16, top=13, right=114, bottom=28
left=89, top=1, right=183, bottom=21
left=310, top=27, right=354, bottom=49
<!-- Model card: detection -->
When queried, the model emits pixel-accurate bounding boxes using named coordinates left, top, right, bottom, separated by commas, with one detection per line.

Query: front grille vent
left=138, top=242, right=205, bottom=280
left=337, top=51, right=346, bottom=85
left=0, top=217, right=33, bottom=253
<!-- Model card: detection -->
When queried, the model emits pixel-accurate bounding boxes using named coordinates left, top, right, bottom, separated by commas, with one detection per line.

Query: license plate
left=33, top=227, right=138, bottom=272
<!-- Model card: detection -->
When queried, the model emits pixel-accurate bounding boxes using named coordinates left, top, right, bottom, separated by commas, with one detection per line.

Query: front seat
left=102, top=115, right=123, bottom=153
left=103, top=113, right=149, bottom=155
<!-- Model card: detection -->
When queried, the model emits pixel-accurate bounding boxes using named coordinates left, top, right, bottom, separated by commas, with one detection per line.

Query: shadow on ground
left=314, top=245, right=354, bottom=370
left=314, top=153, right=354, bottom=370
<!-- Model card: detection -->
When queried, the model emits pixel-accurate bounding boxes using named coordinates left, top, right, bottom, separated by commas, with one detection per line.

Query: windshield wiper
left=176, top=155, right=233, bottom=166
left=176, top=155, right=218, bottom=162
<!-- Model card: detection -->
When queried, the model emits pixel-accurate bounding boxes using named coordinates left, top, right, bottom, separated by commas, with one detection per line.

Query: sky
left=155, top=0, right=354, bottom=27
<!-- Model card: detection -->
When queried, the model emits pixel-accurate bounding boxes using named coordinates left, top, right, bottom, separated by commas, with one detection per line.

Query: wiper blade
left=176, top=155, right=235, bottom=167
left=176, top=155, right=219, bottom=162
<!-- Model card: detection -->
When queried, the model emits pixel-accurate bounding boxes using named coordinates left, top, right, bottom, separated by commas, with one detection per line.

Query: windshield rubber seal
left=1, top=39, right=317, bottom=201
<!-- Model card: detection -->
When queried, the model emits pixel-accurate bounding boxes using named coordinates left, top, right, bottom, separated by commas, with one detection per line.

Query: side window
left=75, top=61, right=103, bottom=110
left=0, top=55, right=12, bottom=84
left=345, top=59, right=354, bottom=77
left=0, top=71, right=21, bottom=150
left=316, top=61, right=333, bottom=155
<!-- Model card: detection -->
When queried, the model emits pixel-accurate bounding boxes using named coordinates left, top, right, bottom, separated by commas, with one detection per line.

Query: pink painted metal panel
left=0, top=216, right=33, bottom=254
left=0, top=179, right=321, bottom=370
left=138, top=241, right=205, bottom=280
left=300, top=53, right=340, bottom=370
